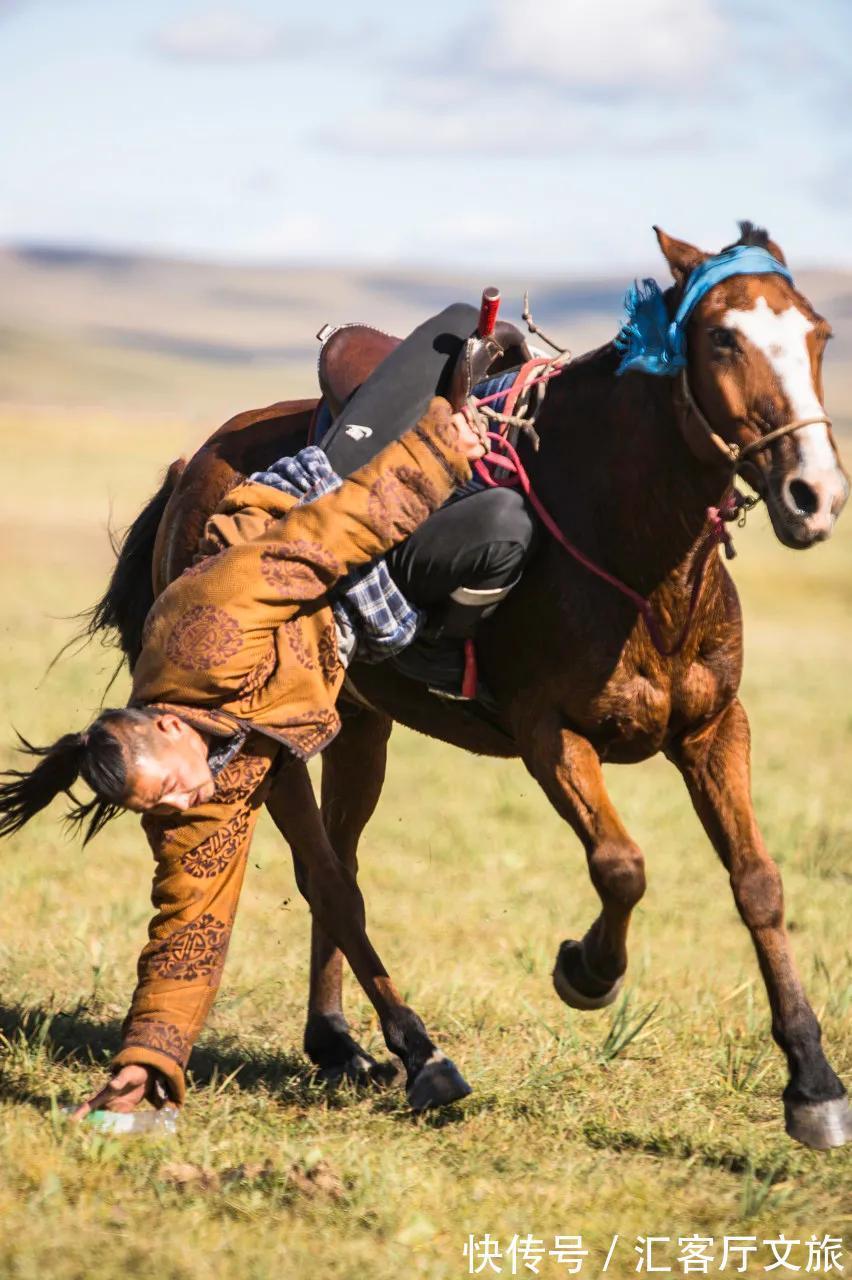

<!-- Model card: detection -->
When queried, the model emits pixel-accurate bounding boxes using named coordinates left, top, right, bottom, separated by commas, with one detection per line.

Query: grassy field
left=0, top=397, right=849, bottom=1280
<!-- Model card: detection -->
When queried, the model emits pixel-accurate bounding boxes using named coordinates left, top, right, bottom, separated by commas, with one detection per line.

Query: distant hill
left=1, top=242, right=850, bottom=428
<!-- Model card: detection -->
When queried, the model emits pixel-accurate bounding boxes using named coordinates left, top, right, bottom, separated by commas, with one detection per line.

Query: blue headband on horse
left=615, top=244, right=793, bottom=378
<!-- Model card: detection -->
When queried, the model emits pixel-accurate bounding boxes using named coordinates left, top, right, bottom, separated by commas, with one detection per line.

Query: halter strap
left=676, top=370, right=832, bottom=470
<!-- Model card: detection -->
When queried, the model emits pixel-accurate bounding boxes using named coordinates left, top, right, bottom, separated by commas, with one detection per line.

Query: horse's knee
left=731, top=858, right=783, bottom=930
left=588, top=840, right=646, bottom=908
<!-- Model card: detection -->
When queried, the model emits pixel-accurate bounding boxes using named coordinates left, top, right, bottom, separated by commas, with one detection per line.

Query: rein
left=470, top=421, right=740, bottom=659
left=467, top=360, right=745, bottom=659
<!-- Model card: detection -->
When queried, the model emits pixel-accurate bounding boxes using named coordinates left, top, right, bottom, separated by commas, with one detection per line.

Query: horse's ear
left=653, top=227, right=707, bottom=287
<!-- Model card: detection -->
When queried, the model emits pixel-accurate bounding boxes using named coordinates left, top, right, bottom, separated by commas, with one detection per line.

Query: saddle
left=316, top=317, right=533, bottom=417
left=314, top=302, right=536, bottom=715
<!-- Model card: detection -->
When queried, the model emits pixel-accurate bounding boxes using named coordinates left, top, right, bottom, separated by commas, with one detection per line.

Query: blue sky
left=1, top=0, right=849, bottom=275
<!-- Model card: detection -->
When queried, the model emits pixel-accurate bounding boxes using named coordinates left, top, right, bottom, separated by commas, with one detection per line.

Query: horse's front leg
left=265, top=742, right=471, bottom=1112
left=310, top=705, right=396, bottom=1085
left=265, top=748, right=390, bottom=1086
left=670, top=697, right=850, bottom=1149
left=523, top=717, right=646, bottom=1009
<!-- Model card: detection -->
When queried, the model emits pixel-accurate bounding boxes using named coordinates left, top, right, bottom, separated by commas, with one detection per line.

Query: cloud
left=477, top=0, right=726, bottom=93
left=315, top=0, right=727, bottom=159
left=316, top=100, right=707, bottom=160
left=150, top=1, right=729, bottom=91
left=152, top=8, right=291, bottom=60
left=315, top=109, right=562, bottom=158
left=151, top=7, right=375, bottom=63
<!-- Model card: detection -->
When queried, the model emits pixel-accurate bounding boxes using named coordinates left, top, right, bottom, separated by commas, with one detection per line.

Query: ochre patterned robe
left=111, top=400, right=470, bottom=1102
left=132, top=398, right=469, bottom=758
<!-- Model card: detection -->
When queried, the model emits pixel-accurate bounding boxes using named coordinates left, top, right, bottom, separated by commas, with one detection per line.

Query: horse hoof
left=317, top=1052, right=401, bottom=1089
left=406, top=1053, right=472, bottom=1113
left=553, top=939, right=624, bottom=1011
left=306, top=1012, right=401, bottom=1089
left=784, top=1096, right=852, bottom=1150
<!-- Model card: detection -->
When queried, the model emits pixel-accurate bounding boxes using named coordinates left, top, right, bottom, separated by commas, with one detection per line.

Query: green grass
left=0, top=406, right=849, bottom=1279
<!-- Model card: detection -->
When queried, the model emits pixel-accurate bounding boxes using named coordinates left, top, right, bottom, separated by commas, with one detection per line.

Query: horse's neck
left=527, top=347, right=731, bottom=596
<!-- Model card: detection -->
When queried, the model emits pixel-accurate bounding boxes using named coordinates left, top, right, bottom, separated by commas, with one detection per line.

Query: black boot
left=392, top=580, right=519, bottom=699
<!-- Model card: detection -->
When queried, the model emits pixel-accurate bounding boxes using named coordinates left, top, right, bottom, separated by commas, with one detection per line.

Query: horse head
left=655, top=223, right=849, bottom=548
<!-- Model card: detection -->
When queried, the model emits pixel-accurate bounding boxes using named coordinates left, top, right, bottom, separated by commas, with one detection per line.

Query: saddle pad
left=310, top=369, right=521, bottom=455
left=471, top=369, right=519, bottom=413
left=308, top=399, right=334, bottom=448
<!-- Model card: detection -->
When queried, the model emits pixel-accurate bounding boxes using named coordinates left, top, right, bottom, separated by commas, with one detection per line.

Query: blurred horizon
left=2, top=240, right=851, bottom=434
left=4, top=227, right=851, bottom=279
left=0, top=234, right=648, bottom=279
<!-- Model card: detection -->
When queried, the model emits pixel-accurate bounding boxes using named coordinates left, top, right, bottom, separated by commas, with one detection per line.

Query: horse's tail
left=81, top=458, right=185, bottom=669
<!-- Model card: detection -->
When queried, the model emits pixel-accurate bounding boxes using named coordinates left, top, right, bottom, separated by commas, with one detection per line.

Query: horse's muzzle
left=766, top=461, right=850, bottom=548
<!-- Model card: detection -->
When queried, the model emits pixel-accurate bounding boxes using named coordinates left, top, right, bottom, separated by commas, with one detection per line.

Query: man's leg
left=110, top=734, right=279, bottom=1104
left=387, top=486, right=538, bottom=636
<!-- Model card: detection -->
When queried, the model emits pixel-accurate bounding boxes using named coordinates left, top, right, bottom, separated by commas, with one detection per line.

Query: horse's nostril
left=788, top=479, right=820, bottom=516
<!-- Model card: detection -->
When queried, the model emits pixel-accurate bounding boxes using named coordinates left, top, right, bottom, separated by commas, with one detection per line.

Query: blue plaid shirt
left=250, top=447, right=423, bottom=665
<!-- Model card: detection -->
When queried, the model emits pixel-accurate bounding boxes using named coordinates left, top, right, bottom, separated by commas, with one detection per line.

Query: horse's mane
left=727, top=220, right=771, bottom=251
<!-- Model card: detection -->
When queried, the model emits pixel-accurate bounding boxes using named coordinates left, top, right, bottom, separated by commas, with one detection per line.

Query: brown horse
left=91, top=225, right=850, bottom=1146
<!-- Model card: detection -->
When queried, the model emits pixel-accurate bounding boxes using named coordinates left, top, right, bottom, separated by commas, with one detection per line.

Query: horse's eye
left=710, top=327, right=738, bottom=352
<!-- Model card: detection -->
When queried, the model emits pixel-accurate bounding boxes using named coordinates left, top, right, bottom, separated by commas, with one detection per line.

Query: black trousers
left=322, top=305, right=537, bottom=614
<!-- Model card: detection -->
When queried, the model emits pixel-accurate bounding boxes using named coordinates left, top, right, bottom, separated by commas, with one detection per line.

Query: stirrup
left=428, top=639, right=478, bottom=701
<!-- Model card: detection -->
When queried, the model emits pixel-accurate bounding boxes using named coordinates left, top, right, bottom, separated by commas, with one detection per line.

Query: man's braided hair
left=0, top=706, right=159, bottom=844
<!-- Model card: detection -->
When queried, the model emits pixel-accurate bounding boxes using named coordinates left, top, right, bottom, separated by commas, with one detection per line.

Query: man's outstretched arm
left=74, top=736, right=278, bottom=1113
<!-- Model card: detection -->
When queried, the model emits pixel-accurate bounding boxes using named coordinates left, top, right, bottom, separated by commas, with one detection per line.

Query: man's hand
left=70, top=1063, right=154, bottom=1120
left=451, top=409, right=488, bottom=461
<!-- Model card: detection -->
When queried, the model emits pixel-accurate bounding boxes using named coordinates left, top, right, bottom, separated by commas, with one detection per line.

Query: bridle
left=675, top=367, right=833, bottom=471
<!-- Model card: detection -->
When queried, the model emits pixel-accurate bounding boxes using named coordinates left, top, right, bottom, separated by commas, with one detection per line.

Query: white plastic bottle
left=61, top=1105, right=179, bottom=1134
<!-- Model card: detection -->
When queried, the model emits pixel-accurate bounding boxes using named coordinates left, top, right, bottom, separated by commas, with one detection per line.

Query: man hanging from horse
left=0, top=374, right=508, bottom=1116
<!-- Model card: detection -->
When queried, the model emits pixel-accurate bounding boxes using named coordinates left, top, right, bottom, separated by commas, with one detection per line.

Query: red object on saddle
left=477, top=287, right=501, bottom=337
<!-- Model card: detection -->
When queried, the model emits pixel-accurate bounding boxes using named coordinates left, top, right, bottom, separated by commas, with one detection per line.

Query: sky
left=1, top=0, right=850, bottom=276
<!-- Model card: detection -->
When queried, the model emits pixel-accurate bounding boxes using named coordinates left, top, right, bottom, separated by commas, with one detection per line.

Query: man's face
left=121, top=714, right=216, bottom=815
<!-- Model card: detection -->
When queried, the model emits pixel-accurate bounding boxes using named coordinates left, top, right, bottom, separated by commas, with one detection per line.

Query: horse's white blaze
left=722, top=296, right=835, bottom=476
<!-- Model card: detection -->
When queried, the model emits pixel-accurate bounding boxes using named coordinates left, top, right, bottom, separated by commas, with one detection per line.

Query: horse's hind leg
left=265, top=722, right=471, bottom=1111
left=522, top=718, right=646, bottom=1009
left=671, top=698, right=850, bottom=1149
